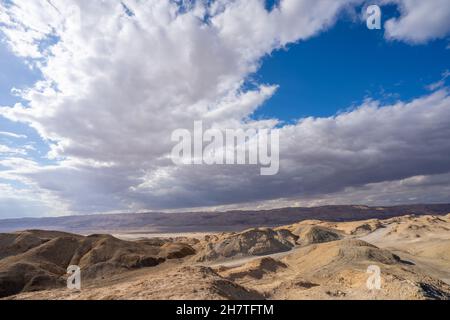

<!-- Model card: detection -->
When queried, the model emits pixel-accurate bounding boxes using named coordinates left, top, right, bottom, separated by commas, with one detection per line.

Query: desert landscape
left=1, top=0, right=450, bottom=307
left=1, top=206, right=449, bottom=300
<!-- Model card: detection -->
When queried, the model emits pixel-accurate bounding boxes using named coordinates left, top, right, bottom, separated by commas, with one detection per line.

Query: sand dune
left=2, top=213, right=450, bottom=300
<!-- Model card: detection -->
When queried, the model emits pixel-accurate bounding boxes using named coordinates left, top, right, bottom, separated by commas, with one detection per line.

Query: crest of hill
left=197, top=228, right=297, bottom=262
left=292, top=225, right=342, bottom=245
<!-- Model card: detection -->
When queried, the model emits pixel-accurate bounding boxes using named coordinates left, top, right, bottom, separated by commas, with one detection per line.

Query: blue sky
left=1, top=0, right=450, bottom=218
left=0, top=39, right=51, bottom=164
left=253, top=5, right=450, bottom=121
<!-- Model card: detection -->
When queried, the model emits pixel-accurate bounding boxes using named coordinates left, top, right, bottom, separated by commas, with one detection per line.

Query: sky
left=0, top=0, right=449, bottom=219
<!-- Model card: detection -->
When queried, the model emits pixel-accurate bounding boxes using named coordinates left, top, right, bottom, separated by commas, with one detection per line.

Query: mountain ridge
left=1, top=203, right=450, bottom=234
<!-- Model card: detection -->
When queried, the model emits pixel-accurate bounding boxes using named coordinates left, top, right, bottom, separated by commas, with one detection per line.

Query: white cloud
left=383, top=0, right=450, bottom=43
left=0, top=131, right=27, bottom=139
left=0, top=181, right=67, bottom=219
left=0, top=0, right=358, bottom=213
left=0, top=157, right=69, bottom=218
left=0, top=0, right=449, bottom=217
left=426, top=69, right=450, bottom=91
left=0, top=144, right=27, bottom=155
left=125, top=90, right=450, bottom=210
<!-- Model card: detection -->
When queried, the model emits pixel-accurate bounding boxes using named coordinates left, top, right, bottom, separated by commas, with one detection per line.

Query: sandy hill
left=283, top=218, right=384, bottom=236
left=2, top=213, right=450, bottom=300
left=196, top=228, right=297, bottom=262
left=291, top=225, right=342, bottom=245
left=218, top=257, right=288, bottom=281
left=6, top=265, right=264, bottom=300
left=216, top=238, right=450, bottom=300
left=0, top=230, right=195, bottom=298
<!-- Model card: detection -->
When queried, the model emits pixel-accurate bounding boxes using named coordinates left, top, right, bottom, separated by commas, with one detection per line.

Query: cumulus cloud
left=0, top=0, right=449, bottom=217
left=127, top=90, right=450, bottom=209
left=383, top=0, right=450, bottom=43
left=0, top=157, right=69, bottom=218
left=0, top=181, right=64, bottom=219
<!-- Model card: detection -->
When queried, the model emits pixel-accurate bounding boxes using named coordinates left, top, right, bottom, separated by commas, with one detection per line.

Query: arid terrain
left=1, top=211, right=449, bottom=300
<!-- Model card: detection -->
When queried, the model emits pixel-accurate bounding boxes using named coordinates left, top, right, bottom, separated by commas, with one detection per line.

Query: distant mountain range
left=1, top=203, right=450, bottom=234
